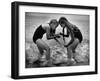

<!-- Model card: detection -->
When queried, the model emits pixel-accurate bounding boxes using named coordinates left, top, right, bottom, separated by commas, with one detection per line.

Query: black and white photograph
left=25, top=12, right=90, bottom=68
left=11, top=1, right=97, bottom=79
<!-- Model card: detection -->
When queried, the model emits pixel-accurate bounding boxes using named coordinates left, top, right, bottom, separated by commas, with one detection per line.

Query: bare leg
left=67, top=38, right=79, bottom=64
left=67, top=47, right=73, bottom=59
left=67, top=39, right=79, bottom=58
left=54, top=38, right=62, bottom=46
left=36, top=39, right=50, bottom=61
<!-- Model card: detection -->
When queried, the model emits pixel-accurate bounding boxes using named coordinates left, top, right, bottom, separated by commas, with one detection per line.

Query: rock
left=50, top=45, right=68, bottom=65
left=26, top=48, right=40, bottom=64
left=25, top=39, right=89, bottom=67
left=25, top=42, right=40, bottom=64
left=75, top=39, right=89, bottom=63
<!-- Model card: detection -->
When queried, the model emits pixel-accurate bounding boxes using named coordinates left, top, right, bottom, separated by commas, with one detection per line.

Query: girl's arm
left=46, top=27, right=56, bottom=40
left=60, top=28, right=69, bottom=37
left=66, top=28, right=70, bottom=37
left=64, top=25, right=74, bottom=47
left=46, top=26, right=61, bottom=45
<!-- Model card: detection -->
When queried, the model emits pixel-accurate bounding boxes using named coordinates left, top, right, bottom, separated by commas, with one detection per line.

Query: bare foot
left=41, top=60, right=53, bottom=67
left=66, top=58, right=76, bottom=66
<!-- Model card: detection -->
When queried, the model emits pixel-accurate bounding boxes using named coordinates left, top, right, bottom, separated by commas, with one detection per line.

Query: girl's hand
left=59, top=32, right=69, bottom=37
left=64, top=45, right=68, bottom=47
left=59, top=32, right=63, bottom=35
left=54, top=34, right=60, bottom=38
left=56, top=35, right=60, bottom=38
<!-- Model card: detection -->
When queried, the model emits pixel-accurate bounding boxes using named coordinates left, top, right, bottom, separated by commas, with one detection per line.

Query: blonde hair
left=49, top=19, right=58, bottom=25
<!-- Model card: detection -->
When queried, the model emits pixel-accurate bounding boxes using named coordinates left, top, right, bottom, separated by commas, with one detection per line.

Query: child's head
left=59, top=17, right=68, bottom=28
left=49, top=19, right=59, bottom=29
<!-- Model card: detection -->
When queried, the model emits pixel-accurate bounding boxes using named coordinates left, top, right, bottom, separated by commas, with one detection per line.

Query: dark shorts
left=74, top=31, right=83, bottom=43
left=33, top=25, right=46, bottom=43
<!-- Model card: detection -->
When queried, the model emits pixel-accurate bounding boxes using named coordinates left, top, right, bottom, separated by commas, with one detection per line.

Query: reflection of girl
left=33, top=19, right=59, bottom=65
left=59, top=17, right=83, bottom=64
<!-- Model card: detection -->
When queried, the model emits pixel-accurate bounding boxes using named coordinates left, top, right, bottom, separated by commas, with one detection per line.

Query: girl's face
left=60, top=23, right=66, bottom=28
left=50, top=22, right=58, bottom=29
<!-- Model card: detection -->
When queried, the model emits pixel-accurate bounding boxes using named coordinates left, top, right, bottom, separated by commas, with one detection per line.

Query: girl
left=59, top=17, right=83, bottom=64
left=33, top=19, right=60, bottom=66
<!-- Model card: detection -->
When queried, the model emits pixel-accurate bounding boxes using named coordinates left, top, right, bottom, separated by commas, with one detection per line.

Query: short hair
left=59, top=17, right=68, bottom=24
